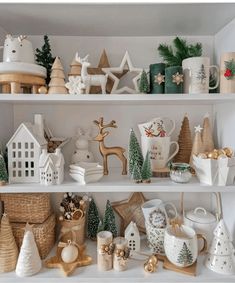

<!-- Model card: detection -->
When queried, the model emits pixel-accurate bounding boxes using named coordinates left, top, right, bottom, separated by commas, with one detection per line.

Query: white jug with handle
left=142, top=199, right=178, bottom=254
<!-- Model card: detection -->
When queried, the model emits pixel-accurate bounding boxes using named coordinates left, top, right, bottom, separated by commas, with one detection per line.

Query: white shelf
left=1, top=170, right=235, bottom=193
left=0, top=240, right=234, bottom=283
left=1, top=93, right=235, bottom=105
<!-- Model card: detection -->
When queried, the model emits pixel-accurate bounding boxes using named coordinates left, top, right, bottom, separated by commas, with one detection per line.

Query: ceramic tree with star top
left=205, top=219, right=235, bottom=275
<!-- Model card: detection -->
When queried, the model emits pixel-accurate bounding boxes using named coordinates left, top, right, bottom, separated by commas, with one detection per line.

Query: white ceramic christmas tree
left=205, top=219, right=235, bottom=275
left=16, top=223, right=42, bottom=277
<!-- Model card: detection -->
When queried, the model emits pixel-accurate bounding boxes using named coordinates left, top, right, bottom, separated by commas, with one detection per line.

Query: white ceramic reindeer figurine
left=75, top=53, right=108, bottom=94
left=71, top=127, right=95, bottom=164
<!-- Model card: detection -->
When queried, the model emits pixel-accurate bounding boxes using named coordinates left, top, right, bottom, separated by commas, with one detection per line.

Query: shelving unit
left=0, top=93, right=235, bottom=105
left=0, top=2, right=235, bottom=283
left=1, top=240, right=235, bottom=283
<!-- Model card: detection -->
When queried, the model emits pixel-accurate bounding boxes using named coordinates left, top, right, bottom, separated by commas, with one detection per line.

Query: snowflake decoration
left=172, top=72, right=184, bottom=85
left=154, top=73, right=165, bottom=85
left=65, top=76, right=85, bottom=95
left=194, top=125, right=203, bottom=133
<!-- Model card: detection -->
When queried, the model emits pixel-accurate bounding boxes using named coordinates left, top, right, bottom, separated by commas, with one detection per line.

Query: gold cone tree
left=0, top=214, right=18, bottom=273
left=174, top=114, right=192, bottom=163
left=202, top=114, right=215, bottom=152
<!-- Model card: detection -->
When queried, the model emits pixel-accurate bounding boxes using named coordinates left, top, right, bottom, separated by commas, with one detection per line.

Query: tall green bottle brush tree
left=35, top=35, right=55, bottom=85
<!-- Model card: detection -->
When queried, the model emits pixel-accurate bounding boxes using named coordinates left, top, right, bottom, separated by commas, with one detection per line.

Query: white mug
left=182, top=57, right=219, bottom=94
left=164, top=225, right=207, bottom=267
left=141, top=136, right=179, bottom=169
left=138, top=117, right=175, bottom=138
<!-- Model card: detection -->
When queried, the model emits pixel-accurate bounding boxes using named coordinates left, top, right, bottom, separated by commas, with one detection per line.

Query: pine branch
left=174, top=37, right=190, bottom=62
left=158, top=44, right=180, bottom=66
left=188, top=43, right=202, bottom=57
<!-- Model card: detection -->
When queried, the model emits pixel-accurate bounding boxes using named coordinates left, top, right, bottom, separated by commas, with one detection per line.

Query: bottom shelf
left=0, top=240, right=234, bottom=283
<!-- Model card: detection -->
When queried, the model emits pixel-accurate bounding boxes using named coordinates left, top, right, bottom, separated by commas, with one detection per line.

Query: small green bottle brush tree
left=139, top=70, right=150, bottom=93
left=103, top=200, right=118, bottom=237
left=0, top=153, right=8, bottom=186
left=158, top=37, right=202, bottom=67
left=35, top=35, right=55, bottom=85
left=87, top=198, right=100, bottom=240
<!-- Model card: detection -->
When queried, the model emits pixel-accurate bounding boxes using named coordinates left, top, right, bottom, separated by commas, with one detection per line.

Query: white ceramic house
left=39, top=148, right=64, bottom=185
left=7, top=114, right=47, bottom=183
left=124, top=221, right=140, bottom=252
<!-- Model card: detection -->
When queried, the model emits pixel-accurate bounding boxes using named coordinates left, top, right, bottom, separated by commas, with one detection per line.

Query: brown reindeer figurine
left=93, top=117, right=127, bottom=175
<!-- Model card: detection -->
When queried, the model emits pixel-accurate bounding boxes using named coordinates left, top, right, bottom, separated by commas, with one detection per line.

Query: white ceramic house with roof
left=7, top=114, right=47, bottom=183
left=124, top=221, right=140, bottom=252
left=39, top=148, right=64, bottom=185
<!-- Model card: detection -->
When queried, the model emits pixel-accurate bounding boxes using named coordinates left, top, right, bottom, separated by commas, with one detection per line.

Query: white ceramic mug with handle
left=164, top=225, right=207, bottom=267
left=182, top=57, right=219, bottom=94
left=141, top=136, right=179, bottom=169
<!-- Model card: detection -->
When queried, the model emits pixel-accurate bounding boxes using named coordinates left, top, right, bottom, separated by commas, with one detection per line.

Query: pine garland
left=158, top=37, right=202, bottom=67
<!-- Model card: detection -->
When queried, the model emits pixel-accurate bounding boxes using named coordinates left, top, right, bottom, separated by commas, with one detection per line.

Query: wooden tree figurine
left=0, top=153, right=8, bottom=186
left=68, top=56, right=82, bottom=77
left=87, top=198, right=100, bottom=240
left=16, top=223, right=42, bottom=277
left=93, top=117, right=127, bottom=175
left=174, top=114, right=192, bottom=163
left=190, top=125, right=204, bottom=167
left=129, top=128, right=143, bottom=176
left=141, top=151, right=152, bottom=183
left=202, top=113, right=215, bottom=152
left=48, top=57, right=68, bottom=94
left=103, top=200, right=117, bottom=237
left=139, top=70, right=149, bottom=93
left=0, top=214, right=18, bottom=273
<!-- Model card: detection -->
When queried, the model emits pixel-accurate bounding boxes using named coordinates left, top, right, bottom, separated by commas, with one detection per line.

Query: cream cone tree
left=190, top=125, right=204, bottom=167
left=202, top=113, right=215, bottom=152
left=68, top=56, right=82, bottom=76
left=16, top=223, right=42, bottom=277
left=48, top=57, right=68, bottom=94
left=174, top=114, right=192, bottom=163
left=0, top=213, right=18, bottom=273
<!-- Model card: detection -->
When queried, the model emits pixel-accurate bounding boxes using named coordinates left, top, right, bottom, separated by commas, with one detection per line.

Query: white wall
left=29, top=35, right=214, bottom=78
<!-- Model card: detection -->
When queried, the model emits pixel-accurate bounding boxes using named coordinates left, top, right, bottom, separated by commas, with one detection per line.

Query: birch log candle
left=113, top=237, right=129, bottom=272
left=97, top=231, right=113, bottom=271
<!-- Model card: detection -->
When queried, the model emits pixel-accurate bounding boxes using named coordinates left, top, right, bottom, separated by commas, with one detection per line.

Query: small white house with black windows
left=124, top=221, right=140, bottom=252
left=39, top=148, right=64, bottom=185
left=7, top=114, right=47, bottom=183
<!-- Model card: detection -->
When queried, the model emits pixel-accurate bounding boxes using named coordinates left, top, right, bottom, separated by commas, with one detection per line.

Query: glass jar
left=169, top=163, right=192, bottom=183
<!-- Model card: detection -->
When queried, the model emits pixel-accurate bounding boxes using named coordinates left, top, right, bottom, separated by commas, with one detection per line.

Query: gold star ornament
left=172, top=72, right=184, bottom=85
left=154, top=73, right=165, bottom=85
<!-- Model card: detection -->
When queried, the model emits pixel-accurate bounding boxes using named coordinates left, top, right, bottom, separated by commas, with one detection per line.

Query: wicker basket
left=59, top=216, right=86, bottom=246
left=11, top=214, right=56, bottom=259
left=0, top=193, right=51, bottom=223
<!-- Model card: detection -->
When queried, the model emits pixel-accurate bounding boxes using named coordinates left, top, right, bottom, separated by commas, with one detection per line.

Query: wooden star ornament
left=102, top=51, right=142, bottom=94
left=112, top=192, right=147, bottom=234
left=172, top=72, right=184, bottom=85
left=45, top=244, right=92, bottom=277
left=154, top=73, right=165, bottom=85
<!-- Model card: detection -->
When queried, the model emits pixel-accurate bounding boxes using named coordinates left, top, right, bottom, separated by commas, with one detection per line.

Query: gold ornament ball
left=38, top=86, right=48, bottom=94
left=218, top=154, right=227, bottom=159
left=223, top=147, right=233, bottom=158
left=207, top=152, right=213, bottom=159
left=119, top=251, right=124, bottom=257
left=59, top=215, right=64, bottom=221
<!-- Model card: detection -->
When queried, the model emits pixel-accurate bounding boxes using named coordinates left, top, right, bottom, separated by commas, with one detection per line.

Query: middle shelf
left=1, top=169, right=234, bottom=193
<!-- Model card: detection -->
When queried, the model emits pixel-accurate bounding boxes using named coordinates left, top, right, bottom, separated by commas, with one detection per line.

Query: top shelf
left=1, top=93, right=235, bottom=105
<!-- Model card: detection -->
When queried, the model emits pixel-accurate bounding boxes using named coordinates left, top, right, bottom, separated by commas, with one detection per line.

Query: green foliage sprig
left=158, top=37, right=202, bottom=67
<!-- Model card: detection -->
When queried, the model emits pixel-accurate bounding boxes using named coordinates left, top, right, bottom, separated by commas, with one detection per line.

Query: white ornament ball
left=61, top=244, right=79, bottom=263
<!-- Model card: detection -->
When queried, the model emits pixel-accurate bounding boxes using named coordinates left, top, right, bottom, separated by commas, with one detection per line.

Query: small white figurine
left=71, top=127, right=95, bottom=164
left=75, top=53, right=108, bottom=94
left=0, top=34, right=35, bottom=63
left=124, top=221, right=140, bottom=252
